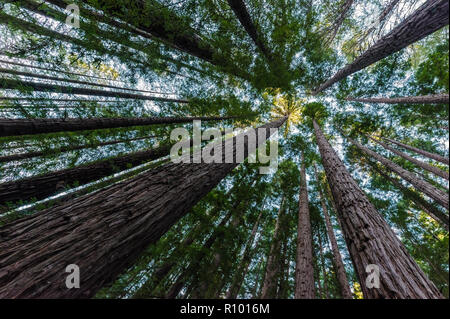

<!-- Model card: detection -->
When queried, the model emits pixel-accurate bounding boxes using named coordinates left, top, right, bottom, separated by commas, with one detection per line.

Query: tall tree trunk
left=382, top=137, right=449, bottom=165
left=261, top=196, right=285, bottom=299
left=0, top=115, right=235, bottom=137
left=226, top=211, right=262, bottom=299
left=0, top=78, right=189, bottom=105
left=0, top=117, right=287, bottom=298
left=0, top=144, right=172, bottom=207
left=346, top=136, right=449, bottom=210
left=313, top=163, right=353, bottom=299
left=368, top=135, right=449, bottom=180
left=313, top=119, right=443, bottom=298
left=317, top=229, right=329, bottom=299
left=371, top=164, right=449, bottom=231
left=0, top=135, right=156, bottom=163
left=226, top=0, right=272, bottom=60
left=294, top=152, right=315, bottom=299
left=346, top=94, right=449, bottom=104
left=312, top=0, right=449, bottom=94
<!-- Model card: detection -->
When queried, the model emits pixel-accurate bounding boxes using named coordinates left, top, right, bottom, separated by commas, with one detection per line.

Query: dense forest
left=0, top=0, right=448, bottom=299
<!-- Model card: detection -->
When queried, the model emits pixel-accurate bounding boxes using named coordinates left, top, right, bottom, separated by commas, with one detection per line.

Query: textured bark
left=0, top=78, right=188, bottom=104
left=313, top=0, right=449, bottom=94
left=0, top=115, right=233, bottom=137
left=313, top=119, right=443, bottom=299
left=368, top=136, right=449, bottom=180
left=261, top=197, right=285, bottom=299
left=227, top=0, right=271, bottom=60
left=372, top=165, right=449, bottom=231
left=0, top=67, right=164, bottom=95
left=347, top=136, right=449, bottom=210
left=225, top=211, right=262, bottom=299
left=382, top=137, right=449, bottom=165
left=294, top=153, right=315, bottom=299
left=346, top=94, right=449, bottom=104
left=0, top=144, right=172, bottom=207
left=0, top=117, right=286, bottom=298
left=0, top=135, right=156, bottom=163
left=313, top=164, right=353, bottom=299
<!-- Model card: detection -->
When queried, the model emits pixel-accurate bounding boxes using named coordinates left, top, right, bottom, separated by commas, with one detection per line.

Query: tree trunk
left=312, top=0, right=449, bottom=94
left=313, top=119, right=443, bottom=299
left=0, top=115, right=235, bottom=137
left=226, top=211, right=262, bottom=299
left=0, top=135, right=156, bottom=163
left=346, top=136, right=449, bottom=210
left=371, top=165, right=449, bottom=231
left=0, top=144, right=172, bottom=207
left=346, top=94, right=449, bottom=104
left=317, top=229, right=329, bottom=299
left=294, top=152, right=315, bottom=299
left=226, top=0, right=271, bottom=60
left=368, top=135, right=449, bottom=180
left=314, top=163, right=353, bottom=299
left=261, top=196, right=285, bottom=299
left=0, top=117, right=286, bottom=298
left=325, top=0, right=354, bottom=45
left=382, top=137, right=449, bottom=165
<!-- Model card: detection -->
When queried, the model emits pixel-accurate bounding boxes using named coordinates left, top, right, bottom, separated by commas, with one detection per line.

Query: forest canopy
left=0, top=0, right=448, bottom=300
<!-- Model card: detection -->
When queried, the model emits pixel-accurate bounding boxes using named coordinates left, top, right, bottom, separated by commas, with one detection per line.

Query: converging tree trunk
left=313, top=119, right=443, bottom=298
left=294, top=152, right=315, bottom=299
left=346, top=136, right=449, bottom=210
left=0, top=144, right=172, bottom=207
left=346, top=94, right=450, bottom=104
left=382, top=137, right=449, bottom=165
left=261, top=196, right=285, bottom=299
left=368, top=135, right=449, bottom=180
left=313, top=0, right=449, bottom=94
left=0, top=135, right=156, bottom=163
left=0, top=117, right=287, bottom=298
left=313, top=164, right=353, bottom=299
left=0, top=116, right=233, bottom=137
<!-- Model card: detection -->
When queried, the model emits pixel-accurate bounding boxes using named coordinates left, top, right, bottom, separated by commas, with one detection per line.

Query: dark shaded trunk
left=346, top=94, right=449, bottom=104
left=0, top=144, right=172, bottom=207
left=313, top=0, right=449, bottom=94
left=346, top=136, right=449, bottom=210
left=0, top=117, right=286, bottom=298
left=382, top=137, right=449, bottom=165
left=0, top=78, right=188, bottom=106
left=225, top=211, right=262, bottom=299
left=261, top=197, right=285, bottom=299
left=0, top=135, right=156, bottom=163
left=313, top=164, right=353, bottom=299
left=226, top=0, right=271, bottom=60
left=317, top=229, right=329, bottom=299
left=294, top=153, right=315, bottom=299
left=0, top=115, right=235, bottom=137
left=368, top=135, right=449, bottom=180
left=371, top=164, right=449, bottom=231
left=313, top=119, right=443, bottom=299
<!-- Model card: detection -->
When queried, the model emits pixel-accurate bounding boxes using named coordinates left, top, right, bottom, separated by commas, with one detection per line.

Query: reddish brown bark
left=294, top=153, right=315, bottom=299
left=313, top=119, right=443, bottom=299
left=313, top=164, right=353, bottom=299
left=0, top=117, right=286, bottom=298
